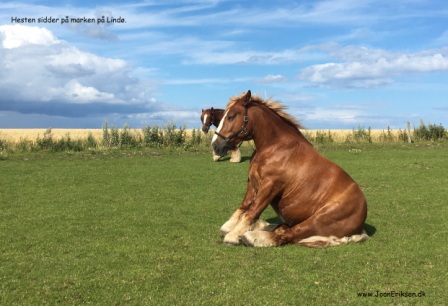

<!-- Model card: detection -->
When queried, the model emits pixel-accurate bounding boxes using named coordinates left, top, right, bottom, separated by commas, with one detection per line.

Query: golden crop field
left=0, top=129, right=104, bottom=143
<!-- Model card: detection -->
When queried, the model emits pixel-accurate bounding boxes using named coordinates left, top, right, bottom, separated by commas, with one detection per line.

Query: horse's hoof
left=223, top=234, right=241, bottom=245
left=220, top=222, right=234, bottom=237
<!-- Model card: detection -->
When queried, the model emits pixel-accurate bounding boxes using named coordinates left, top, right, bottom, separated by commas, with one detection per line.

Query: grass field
left=1, top=144, right=447, bottom=305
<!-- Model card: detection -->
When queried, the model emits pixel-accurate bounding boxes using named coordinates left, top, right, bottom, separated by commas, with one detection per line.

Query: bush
left=345, top=126, right=372, bottom=143
left=36, top=128, right=54, bottom=150
left=120, top=124, right=139, bottom=147
left=84, top=132, right=98, bottom=150
left=397, top=129, right=409, bottom=142
left=413, top=120, right=446, bottom=141
left=163, top=122, right=186, bottom=147
left=379, top=126, right=395, bottom=142
left=102, top=122, right=111, bottom=148
left=142, top=125, right=163, bottom=147
left=0, top=137, right=5, bottom=151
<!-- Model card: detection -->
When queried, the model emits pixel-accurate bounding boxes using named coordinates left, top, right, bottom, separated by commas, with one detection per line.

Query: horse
left=212, top=90, right=368, bottom=247
left=201, top=108, right=241, bottom=163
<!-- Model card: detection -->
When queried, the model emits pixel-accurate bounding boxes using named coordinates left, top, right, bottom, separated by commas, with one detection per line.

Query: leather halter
left=214, top=104, right=249, bottom=149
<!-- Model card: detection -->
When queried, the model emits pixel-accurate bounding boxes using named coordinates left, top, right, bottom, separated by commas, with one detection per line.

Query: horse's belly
left=274, top=198, right=314, bottom=226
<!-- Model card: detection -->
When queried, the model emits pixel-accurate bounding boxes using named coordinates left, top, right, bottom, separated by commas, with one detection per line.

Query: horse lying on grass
left=212, top=90, right=368, bottom=247
left=201, top=108, right=241, bottom=163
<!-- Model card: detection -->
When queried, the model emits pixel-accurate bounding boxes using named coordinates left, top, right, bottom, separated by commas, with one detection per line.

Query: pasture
left=1, top=144, right=447, bottom=305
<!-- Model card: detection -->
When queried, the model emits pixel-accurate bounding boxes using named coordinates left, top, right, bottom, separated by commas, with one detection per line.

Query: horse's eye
left=227, top=115, right=235, bottom=121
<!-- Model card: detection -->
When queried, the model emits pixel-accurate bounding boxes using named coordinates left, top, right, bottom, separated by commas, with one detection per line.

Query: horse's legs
left=242, top=199, right=367, bottom=247
left=220, top=179, right=256, bottom=237
left=221, top=208, right=273, bottom=235
left=220, top=208, right=244, bottom=236
left=223, top=179, right=276, bottom=245
left=229, top=148, right=241, bottom=163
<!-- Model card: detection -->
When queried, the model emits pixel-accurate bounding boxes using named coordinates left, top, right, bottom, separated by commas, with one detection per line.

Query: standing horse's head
left=201, top=108, right=214, bottom=133
left=211, top=90, right=253, bottom=157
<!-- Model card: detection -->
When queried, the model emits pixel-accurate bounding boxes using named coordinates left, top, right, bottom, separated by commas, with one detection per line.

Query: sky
left=0, top=0, right=447, bottom=129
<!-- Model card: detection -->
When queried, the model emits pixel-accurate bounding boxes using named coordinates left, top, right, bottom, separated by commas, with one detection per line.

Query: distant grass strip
left=0, top=120, right=447, bottom=155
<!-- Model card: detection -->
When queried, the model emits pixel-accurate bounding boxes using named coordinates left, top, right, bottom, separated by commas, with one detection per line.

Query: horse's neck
left=252, top=107, right=308, bottom=150
left=213, top=109, right=225, bottom=127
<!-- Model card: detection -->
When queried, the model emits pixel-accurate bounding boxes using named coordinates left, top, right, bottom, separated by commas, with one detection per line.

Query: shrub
left=36, top=128, right=54, bottom=150
left=142, top=125, right=163, bottom=147
left=84, top=132, right=98, bottom=150
left=102, top=122, right=111, bottom=148
left=120, top=124, right=138, bottom=147
left=110, top=127, right=120, bottom=147
left=164, top=122, right=186, bottom=147
left=397, top=129, right=409, bottom=142
left=0, top=137, right=5, bottom=151
left=413, top=120, right=447, bottom=141
left=379, top=126, right=395, bottom=142
left=345, top=126, right=372, bottom=143
left=316, top=130, right=334, bottom=144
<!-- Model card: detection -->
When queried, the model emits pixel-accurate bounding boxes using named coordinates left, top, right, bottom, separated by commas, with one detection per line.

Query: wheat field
left=0, top=129, right=103, bottom=143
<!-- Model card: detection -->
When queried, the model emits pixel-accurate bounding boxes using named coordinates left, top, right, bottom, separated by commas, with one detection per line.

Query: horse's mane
left=227, top=93, right=305, bottom=130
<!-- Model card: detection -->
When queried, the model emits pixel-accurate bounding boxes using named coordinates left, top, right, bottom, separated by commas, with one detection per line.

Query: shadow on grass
left=364, top=223, right=377, bottom=237
left=265, top=217, right=377, bottom=238
left=216, top=155, right=252, bottom=163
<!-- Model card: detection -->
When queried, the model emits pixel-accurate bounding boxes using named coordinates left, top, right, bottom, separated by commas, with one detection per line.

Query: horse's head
left=211, top=90, right=253, bottom=157
left=201, top=108, right=214, bottom=133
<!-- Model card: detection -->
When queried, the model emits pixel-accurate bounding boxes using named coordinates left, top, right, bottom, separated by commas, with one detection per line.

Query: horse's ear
left=202, top=109, right=204, bottom=112
left=211, top=107, right=214, bottom=111
left=244, top=90, right=251, bottom=105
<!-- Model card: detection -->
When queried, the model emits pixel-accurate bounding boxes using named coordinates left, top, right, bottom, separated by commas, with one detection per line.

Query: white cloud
left=50, top=80, right=115, bottom=104
left=299, top=45, right=448, bottom=88
left=130, top=110, right=200, bottom=127
left=184, top=48, right=306, bottom=65
left=0, top=24, right=58, bottom=48
left=303, top=107, right=361, bottom=124
left=0, top=25, right=156, bottom=118
left=254, top=74, right=288, bottom=84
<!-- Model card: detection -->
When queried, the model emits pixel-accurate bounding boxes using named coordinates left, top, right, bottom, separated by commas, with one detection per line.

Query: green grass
left=1, top=144, right=447, bottom=305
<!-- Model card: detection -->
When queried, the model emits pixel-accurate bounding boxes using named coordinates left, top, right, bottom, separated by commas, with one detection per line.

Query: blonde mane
left=227, top=93, right=305, bottom=130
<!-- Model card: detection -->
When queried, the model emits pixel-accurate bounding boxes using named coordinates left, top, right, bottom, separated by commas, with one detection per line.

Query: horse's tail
left=297, top=230, right=369, bottom=248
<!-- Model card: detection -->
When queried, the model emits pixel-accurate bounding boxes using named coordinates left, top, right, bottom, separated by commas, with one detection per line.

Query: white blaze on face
left=211, top=110, right=228, bottom=143
left=202, top=114, right=208, bottom=125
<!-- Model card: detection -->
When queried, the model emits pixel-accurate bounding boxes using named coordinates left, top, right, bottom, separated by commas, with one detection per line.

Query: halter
left=214, top=104, right=249, bottom=149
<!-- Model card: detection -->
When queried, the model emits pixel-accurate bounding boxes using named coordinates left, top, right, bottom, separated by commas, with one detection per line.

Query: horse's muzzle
left=202, top=126, right=209, bottom=133
left=212, top=139, right=231, bottom=157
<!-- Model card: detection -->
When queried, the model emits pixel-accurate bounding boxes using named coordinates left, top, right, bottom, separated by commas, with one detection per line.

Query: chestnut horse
left=212, top=90, right=368, bottom=247
left=201, top=108, right=241, bottom=163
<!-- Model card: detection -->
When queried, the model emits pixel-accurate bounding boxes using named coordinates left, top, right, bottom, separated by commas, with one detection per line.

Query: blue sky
left=0, top=0, right=447, bottom=129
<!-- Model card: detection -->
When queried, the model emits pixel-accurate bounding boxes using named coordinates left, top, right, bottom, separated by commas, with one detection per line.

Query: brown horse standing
left=201, top=108, right=241, bottom=163
left=212, top=90, right=368, bottom=247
